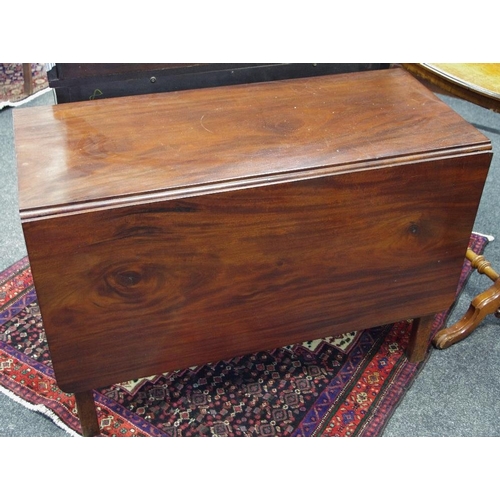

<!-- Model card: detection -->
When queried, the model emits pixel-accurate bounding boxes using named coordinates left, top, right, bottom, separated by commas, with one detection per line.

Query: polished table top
left=14, top=68, right=490, bottom=221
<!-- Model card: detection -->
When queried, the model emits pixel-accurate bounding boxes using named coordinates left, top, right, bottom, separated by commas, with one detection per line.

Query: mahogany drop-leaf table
left=14, top=68, right=492, bottom=436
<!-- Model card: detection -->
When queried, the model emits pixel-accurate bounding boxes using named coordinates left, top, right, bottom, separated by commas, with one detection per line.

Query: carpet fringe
left=472, top=231, right=495, bottom=242
left=0, top=87, right=53, bottom=110
left=0, top=384, right=80, bottom=437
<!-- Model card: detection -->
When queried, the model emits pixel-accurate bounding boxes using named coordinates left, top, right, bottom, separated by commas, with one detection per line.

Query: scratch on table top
left=200, top=114, right=214, bottom=134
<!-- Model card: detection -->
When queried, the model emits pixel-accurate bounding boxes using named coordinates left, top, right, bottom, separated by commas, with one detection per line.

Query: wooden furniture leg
left=74, top=391, right=100, bottom=437
left=433, top=249, right=500, bottom=349
left=22, top=63, right=33, bottom=96
left=407, top=314, right=435, bottom=363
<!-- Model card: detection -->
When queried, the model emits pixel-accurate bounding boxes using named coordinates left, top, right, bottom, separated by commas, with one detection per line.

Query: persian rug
left=0, top=63, right=50, bottom=110
left=0, top=233, right=489, bottom=437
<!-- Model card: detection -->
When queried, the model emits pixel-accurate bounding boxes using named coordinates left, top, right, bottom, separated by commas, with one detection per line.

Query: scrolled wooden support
left=433, top=278, right=500, bottom=349
left=433, top=248, right=500, bottom=349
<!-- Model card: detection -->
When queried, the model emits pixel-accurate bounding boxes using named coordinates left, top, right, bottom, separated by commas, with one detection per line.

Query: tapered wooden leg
left=406, top=314, right=435, bottom=363
left=74, top=391, right=100, bottom=437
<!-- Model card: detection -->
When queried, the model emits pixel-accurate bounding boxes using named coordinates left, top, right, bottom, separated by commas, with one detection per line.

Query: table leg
left=74, top=390, right=100, bottom=437
left=406, top=314, right=435, bottom=363
left=22, top=63, right=33, bottom=96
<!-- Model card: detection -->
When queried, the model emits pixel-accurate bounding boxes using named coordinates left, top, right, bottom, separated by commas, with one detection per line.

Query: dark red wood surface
left=15, top=68, right=490, bottom=220
left=15, top=69, right=492, bottom=393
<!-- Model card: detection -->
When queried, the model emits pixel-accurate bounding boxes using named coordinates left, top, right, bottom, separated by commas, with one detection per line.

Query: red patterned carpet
left=0, top=234, right=488, bottom=436
left=0, top=63, right=49, bottom=108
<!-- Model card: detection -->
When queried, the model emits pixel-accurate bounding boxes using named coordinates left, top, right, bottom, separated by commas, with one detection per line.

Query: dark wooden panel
left=53, top=63, right=200, bottom=80
left=47, top=63, right=390, bottom=103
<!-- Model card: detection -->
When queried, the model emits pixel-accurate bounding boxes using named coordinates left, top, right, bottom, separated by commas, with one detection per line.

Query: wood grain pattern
left=22, top=154, right=490, bottom=392
left=15, top=68, right=490, bottom=220
left=14, top=68, right=492, bottom=397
